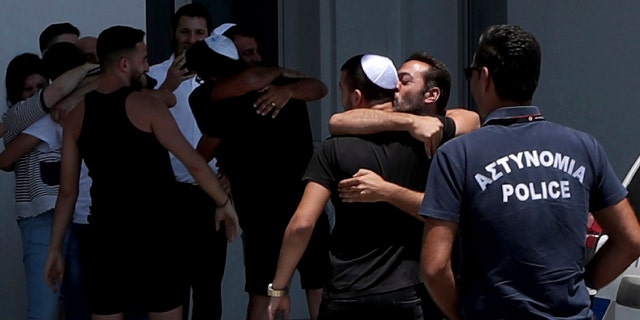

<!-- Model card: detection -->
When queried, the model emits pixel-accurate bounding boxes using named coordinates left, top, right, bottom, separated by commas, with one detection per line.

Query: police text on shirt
left=474, top=150, right=585, bottom=202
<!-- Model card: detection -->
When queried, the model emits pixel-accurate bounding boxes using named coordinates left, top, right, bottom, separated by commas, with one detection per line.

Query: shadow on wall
left=0, top=171, right=27, bottom=320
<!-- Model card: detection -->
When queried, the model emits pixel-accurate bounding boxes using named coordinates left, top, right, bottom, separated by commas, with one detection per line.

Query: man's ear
left=118, top=57, right=129, bottom=73
left=350, top=89, right=363, bottom=107
left=424, top=87, right=441, bottom=105
left=480, top=66, right=491, bottom=93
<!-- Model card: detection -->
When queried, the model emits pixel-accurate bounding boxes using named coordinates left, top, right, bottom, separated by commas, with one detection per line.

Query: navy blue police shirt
left=419, top=106, right=627, bottom=319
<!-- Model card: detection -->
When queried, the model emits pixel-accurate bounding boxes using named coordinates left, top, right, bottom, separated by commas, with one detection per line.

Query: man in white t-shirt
left=146, top=4, right=230, bottom=320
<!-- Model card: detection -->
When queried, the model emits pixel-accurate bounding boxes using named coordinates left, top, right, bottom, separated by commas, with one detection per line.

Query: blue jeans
left=318, top=285, right=426, bottom=320
left=18, top=210, right=59, bottom=320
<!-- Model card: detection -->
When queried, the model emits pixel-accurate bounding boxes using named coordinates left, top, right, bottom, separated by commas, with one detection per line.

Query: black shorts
left=84, top=219, right=187, bottom=315
left=242, top=211, right=330, bottom=295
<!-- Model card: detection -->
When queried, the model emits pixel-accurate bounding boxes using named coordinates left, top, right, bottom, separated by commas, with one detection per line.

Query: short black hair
left=185, top=40, right=244, bottom=80
left=5, top=53, right=45, bottom=105
left=223, top=24, right=258, bottom=42
left=474, top=24, right=541, bottom=102
left=405, top=51, right=451, bottom=114
left=340, top=54, right=395, bottom=105
left=39, top=22, right=80, bottom=52
left=172, top=3, right=213, bottom=34
left=97, top=25, right=145, bottom=68
left=42, top=42, right=86, bottom=80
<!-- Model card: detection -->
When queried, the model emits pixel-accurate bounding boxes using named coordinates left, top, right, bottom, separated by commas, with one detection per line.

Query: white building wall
left=507, top=0, right=640, bottom=178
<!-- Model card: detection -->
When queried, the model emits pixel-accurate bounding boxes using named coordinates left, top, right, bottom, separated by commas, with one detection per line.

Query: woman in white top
left=1, top=50, right=96, bottom=320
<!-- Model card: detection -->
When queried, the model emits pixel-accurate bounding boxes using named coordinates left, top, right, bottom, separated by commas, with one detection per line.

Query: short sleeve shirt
left=419, top=106, right=626, bottom=319
left=305, top=125, right=454, bottom=298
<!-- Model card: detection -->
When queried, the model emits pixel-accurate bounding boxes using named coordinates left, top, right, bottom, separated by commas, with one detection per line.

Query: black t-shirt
left=189, top=78, right=315, bottom=228
left=304, top=128, right=454, bottom=298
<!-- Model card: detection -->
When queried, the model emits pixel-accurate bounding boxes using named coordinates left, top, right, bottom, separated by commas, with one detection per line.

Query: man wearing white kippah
left=329, top=52, right=480, bottom=158
left=186, top=27, right=330, bottom=320
left=268, top=53, right=450, bottom=320
left=329, top=51, right=479, bottom=227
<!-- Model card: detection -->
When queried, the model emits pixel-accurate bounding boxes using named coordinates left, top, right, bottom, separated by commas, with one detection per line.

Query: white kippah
left=204, top=35, right=238, bottom=60
left=361, top=54, right=398, bottom=90
left=213, top=23, right=236, bottom=35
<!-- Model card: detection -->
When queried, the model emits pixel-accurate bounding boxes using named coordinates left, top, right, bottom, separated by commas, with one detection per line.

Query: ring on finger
left=271, top=102, right=276, bottom=107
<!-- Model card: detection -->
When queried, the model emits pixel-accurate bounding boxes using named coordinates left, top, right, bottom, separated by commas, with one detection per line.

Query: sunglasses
left=464, top=66, right=482, bottom=81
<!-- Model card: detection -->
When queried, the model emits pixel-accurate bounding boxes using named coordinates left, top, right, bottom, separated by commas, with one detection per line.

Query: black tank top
left=79, top=86, right=177, bottom=225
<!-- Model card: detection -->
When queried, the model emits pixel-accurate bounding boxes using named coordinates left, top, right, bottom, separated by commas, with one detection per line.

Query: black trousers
left=318, top=285, right=446, bottom=320
left=176, top=182, right=228, bottom=320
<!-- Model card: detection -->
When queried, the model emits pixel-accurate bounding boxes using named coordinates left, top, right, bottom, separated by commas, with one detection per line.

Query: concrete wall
left=283, top=0, right=463, bottom=141
left=507, top=1, right=640, bottom=179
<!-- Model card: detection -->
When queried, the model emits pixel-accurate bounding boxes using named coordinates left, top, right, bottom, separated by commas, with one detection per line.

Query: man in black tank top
left=45, top=25, right=238, bottom=320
